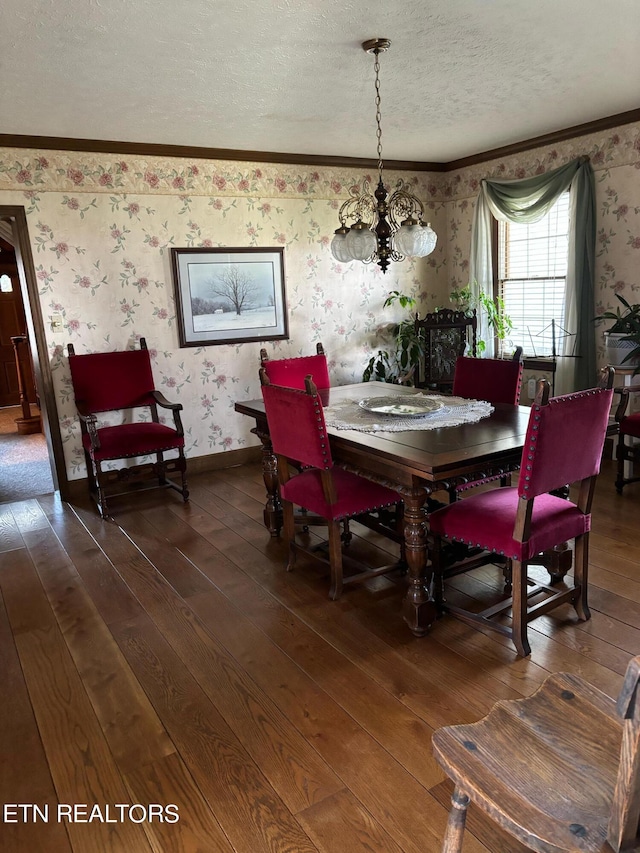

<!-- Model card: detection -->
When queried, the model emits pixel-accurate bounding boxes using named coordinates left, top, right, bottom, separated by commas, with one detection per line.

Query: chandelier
left=330, top=39, right=437, bottom=274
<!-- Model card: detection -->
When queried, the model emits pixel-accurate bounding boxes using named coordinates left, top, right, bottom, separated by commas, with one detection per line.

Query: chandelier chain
left=328, top=38, right=437, bottom=273
left=374, top=50, right=384, bottom=178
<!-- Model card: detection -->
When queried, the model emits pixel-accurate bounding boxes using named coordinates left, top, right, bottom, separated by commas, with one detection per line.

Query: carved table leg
left=253, top=426, right=282, bottom=537
left=402, top=485, right=437, bottom=636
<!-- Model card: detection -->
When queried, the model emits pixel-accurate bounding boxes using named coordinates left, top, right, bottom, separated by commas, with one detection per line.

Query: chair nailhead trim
left=312, top=397, right=331, bottom=468
left=442, top=534, right=512, bottom=560
left=335, top=496, right=399, bottom=520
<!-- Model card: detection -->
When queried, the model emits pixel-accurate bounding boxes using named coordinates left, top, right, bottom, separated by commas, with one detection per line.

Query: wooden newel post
left=10, top=335, right=41, bottom=435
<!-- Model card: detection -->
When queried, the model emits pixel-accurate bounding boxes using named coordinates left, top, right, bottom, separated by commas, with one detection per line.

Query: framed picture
left=171, top=247, right=289, bottom=347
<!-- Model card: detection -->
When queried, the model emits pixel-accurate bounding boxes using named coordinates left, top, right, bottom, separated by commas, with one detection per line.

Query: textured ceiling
left=2, top=0, right=639, bottom=162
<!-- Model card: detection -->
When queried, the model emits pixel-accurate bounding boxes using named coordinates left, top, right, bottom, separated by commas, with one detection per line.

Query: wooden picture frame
left=171, top=247, right=288, bottom=347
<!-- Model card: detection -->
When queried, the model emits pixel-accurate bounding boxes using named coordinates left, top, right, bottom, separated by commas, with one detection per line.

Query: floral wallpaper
left=0, top=150, right=447, bottom=479
left=0, top=122, right=638, bottom=480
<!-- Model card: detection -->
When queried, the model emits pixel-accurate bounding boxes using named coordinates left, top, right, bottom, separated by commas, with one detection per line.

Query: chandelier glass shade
left=330, top=39, right=437, bottom=274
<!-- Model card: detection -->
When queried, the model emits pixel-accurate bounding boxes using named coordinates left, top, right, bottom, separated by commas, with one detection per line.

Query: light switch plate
left=50, top=313, right=64, bottom=332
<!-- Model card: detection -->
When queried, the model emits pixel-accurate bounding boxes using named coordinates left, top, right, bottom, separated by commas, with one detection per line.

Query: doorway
left=0, top=207, right=68, bottom=501
left=0, top=235, right=37, bottom=407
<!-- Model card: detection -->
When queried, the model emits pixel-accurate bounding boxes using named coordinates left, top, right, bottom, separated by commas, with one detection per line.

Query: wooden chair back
left=611, top=655, right=640, bottom=849
left=432, top=651, right=640, bottom=852
left=414, top=309, right=477, bottom=391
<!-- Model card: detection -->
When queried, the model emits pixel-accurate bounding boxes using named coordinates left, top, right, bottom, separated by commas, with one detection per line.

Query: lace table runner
left=323, top=393, right=494, bottom=433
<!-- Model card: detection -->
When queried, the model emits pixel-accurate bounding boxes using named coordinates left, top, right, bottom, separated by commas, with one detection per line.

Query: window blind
left=498, top=192, right=570, bottom=357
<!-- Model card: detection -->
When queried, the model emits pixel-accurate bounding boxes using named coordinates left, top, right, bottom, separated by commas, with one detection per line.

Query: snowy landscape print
left=188, top=260, right=277, bottom=331
left=172, top=248, right=288, bottom=346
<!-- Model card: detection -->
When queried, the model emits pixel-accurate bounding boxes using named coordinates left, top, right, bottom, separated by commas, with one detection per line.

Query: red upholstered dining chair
left=260, top=342, right=330, bottom=389
left=429, top=367, right=614, bottom=657
left=614, top=383, right=640, bottom=494
left=432, top=653, right=640, bottom=853
left=448, top=347, right=524, bottom=501
left=68, top=338, right=188, bottom=519
left=452, top=347, right=524, bottom=406
left=260, top=375, right=403, bottom=600
left=259, top=343, right=333, bottom=535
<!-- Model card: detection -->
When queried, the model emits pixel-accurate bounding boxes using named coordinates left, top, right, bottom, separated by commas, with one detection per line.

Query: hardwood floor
left=1, top=457, right=638, bottom=852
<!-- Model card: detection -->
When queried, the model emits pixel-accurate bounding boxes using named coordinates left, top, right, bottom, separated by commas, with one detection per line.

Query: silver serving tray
left=358, top=395, right=444, bottom=417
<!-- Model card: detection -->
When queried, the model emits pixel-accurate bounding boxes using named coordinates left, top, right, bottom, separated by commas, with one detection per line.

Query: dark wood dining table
left=235, top=381, right=532, bottom=637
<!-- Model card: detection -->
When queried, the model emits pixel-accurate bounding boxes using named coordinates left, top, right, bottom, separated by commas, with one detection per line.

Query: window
left=497, top=192, right=570, bottom=357
left=0, top=274, right=12, bottom=293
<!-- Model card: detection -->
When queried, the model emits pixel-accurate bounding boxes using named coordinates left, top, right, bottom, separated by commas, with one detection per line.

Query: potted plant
left=449, top=284, right=513, bottom=355
left=594, top=294, right=640, bottom=367
left=362, top=291, right=424, bottom=384
left=362, top=284, right=516, bottom=384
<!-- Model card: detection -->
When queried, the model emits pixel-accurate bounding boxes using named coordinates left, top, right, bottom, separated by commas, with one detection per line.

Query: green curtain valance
left=469, top=156, right=596, bottom=391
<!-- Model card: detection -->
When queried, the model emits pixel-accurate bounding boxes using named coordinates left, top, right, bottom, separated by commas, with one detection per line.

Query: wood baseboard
left=64, top=445, right=262, bottom=502
left=187, top=446, right=261, bottom=474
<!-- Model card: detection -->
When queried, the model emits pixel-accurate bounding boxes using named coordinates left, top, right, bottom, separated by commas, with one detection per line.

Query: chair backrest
left=68, top=338, right=156, bottom=413
left=610, top=654, right=640, bottom=849
left=452, top=347, right=524, bottom=405
left=518, top=368, right=614, bottom=500
left=414, top=309, right=477, bottom=390
left=259, top=342, right=330, bottom=390
left=261, top=376, right=334, bottom=471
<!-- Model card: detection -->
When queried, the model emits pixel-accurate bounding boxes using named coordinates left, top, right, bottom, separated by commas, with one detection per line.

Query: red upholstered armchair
left=261, top=375, right=403, bottom=600
left=260, top=342, right=330, bottom=389
left=68, top=338, right=189, bottom=519
left=429, top=367, right=614, bottom=657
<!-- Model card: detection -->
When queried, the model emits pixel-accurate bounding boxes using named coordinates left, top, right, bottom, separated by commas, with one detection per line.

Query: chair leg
left=157, top=450, right=167, bottom=486
left=616, top=434, right=629, bottom=495
left=328, top=520, right=344, bottom=601
left=442, top=787, right=469, bottom=853
left=178, top=450, right=189, bottom=501
left=501, top=560, right=512, bottom=595
left=573, top=532, right=591, bottom=622
left=93, top=460, right=111, bottom=519
left=282, top=500, right=297, bottom=572
left=511, top=559, right=531, bottom=657
left=84, top=448, right=97, bottom=494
